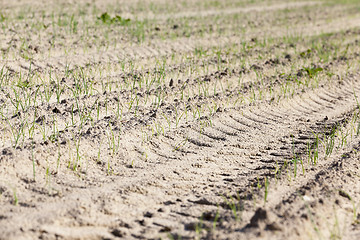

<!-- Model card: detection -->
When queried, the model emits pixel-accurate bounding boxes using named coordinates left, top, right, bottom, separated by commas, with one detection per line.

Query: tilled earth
left=1, top=0, right=360, bottom=239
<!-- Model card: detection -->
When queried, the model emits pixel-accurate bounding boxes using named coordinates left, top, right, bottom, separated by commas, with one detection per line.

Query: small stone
left=303, top=195, right=311, bottom=202
left=111, top=229, right=124, bottom=237
left=266, top=222, right=282, bottom=231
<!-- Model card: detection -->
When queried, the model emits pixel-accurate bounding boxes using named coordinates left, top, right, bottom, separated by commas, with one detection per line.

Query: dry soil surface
left=1, top=0, right=360, bottom=239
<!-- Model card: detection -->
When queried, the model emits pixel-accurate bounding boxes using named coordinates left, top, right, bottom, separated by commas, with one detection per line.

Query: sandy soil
left=1, top=0, right=360, bottom=239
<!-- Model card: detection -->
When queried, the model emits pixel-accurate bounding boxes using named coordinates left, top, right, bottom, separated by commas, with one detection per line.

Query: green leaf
left=98, top=12, right=111, bottom=23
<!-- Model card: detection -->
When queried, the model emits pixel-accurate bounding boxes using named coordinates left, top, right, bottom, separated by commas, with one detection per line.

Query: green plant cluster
left=98, top=12, right=131, bottom=25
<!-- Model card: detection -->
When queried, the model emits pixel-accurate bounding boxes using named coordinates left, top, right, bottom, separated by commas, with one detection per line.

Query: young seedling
left=305, top=202, right=322, bottom=239
left=308, top=132, right=320, bottom=165
left=264, top=177, right=269, bottom=206
left=330, top=206, right=341, bottom=240
left=72, top=136, right=81, bottom=171
left=324, top=126, right=336, bottom=158
left=212, top=206, right=220, bottom=232
left=106, top=123, right=121, bottom=155
left=195, top=215, right=204, bottom=240
left=31, top=141, right=36, bottom=181
left=107, top=158, right=112, bottom=175
left=222, top=193, right=243, bottom=221
left=13, top=188, right=18, bottom=206
left=45, top=163, right=51, bottom=188
left=56, top=143, right=61, bottom=173
left=291, top=135, right=298, bottom=178
left=0, top=112, right=27, bottom=148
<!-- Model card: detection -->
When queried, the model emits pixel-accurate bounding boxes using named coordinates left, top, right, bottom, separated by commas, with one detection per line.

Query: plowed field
left=1, top=0, right=360, bottom=239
